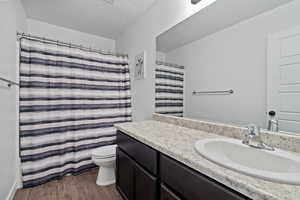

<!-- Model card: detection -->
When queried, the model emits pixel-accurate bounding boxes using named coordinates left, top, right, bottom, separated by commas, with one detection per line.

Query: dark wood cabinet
left=160, top=155, right=249, bottom=200
left=117, top=131, right=158, bottom=175
left=116, top=147, right=157, bottom=200
left=116, top=131, right=252, bottom=200
left=116, top=148, right=133, bottom=200
left=134, top=163, right=157, bottom=200
left=160, top=184, right=182, bottom=200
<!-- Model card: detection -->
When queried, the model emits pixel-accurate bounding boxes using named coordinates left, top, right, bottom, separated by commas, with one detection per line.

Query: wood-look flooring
left=14, top=168, right=123, bottom=200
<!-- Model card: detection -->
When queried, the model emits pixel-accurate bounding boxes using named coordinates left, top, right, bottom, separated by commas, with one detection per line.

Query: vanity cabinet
left=133, top=161, right=157, bottom=200
left=160, top=184, right=182, bottom=200
left=116, top=131, right=158, bottom=175
left=160, top=155, right=248, bottom=200
left=116, top=131, right=251, bottom=200
left=116, top=148, right=157, bottom=200
left=116, top=131, right=158, bottom=200
left=116, top=148, right=134, bottom=200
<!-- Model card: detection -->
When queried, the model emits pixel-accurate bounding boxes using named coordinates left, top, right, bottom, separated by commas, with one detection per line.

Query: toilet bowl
left=91, top=144, right=117, bottom=186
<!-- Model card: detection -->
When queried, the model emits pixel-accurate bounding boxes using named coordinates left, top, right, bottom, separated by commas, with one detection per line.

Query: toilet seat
left=92, top=144, right=117, bottom=159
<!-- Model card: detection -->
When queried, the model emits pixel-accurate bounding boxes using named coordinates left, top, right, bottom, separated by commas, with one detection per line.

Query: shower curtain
left=155, top=61, right=184, bottom=117
left=19, top=38, right=131, bottom=188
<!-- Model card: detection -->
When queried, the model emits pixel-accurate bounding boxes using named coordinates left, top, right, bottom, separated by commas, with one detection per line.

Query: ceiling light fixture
left=191, top=0, right=202, bottom=4
left=102, top=0, right=114, bottom=5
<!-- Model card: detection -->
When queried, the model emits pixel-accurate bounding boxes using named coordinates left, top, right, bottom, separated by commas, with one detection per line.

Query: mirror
left=155, top=0, right=300, bottom=135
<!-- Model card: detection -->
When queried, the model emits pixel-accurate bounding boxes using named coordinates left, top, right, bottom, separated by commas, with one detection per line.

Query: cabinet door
left=160, top=155, right=250, bottom=200
left=134, top=162, right=157, bottom=200
left=160, top=184, right=182, bottom=200
left=116, top=148, right=134, bottom=200
left=117, top=131, right=158, bottom=175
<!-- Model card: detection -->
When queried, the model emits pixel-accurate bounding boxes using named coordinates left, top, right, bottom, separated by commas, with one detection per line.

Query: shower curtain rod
left=16, top=32, right=128, bottom=57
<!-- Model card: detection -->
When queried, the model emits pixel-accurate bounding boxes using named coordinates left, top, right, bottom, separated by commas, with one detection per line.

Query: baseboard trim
left=6, top=181, right=19, bottom=200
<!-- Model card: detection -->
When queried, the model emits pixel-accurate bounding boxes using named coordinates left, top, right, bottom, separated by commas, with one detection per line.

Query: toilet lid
left=92, top=144, right=117, bottom=158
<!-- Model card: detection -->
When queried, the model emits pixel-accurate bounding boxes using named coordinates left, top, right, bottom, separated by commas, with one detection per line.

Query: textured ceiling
left=22, top=0, right=157, bottom=39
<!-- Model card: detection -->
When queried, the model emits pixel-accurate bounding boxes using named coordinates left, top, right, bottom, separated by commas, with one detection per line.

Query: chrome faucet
left=242, top=124, right=274, bottom=151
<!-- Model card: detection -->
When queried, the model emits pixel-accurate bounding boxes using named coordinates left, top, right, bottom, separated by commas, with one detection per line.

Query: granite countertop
left=115, top=120, right=300, bottom=200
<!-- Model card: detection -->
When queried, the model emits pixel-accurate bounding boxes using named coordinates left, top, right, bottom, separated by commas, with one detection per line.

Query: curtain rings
left=19, top=32, right=25, bottom=42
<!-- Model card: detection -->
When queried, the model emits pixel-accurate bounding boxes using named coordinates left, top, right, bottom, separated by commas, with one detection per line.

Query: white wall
left=156, top=51, right=166, bottom=62
left=116, top=0, right=216, bottom=121
left=166, top=0, right=300, bottom=128
left=27, top=19, right=116, bottom=52
left=0, top=0, right=27, bottom=199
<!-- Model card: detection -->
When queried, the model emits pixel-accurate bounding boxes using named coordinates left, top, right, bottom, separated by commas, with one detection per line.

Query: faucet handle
left=244, top=124, right=274, bottom=151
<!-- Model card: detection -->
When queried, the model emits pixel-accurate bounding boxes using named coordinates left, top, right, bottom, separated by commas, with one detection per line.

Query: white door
left=268, top=27, right=300, bottom=133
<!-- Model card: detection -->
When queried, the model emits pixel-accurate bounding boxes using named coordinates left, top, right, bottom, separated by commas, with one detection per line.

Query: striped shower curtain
left=155, top=61, right=184, bottom=117
left=19, top=38, right=131, bottom=188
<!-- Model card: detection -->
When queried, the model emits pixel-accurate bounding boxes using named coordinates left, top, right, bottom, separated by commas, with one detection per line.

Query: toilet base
left=96, top=166, right=115, bottom=186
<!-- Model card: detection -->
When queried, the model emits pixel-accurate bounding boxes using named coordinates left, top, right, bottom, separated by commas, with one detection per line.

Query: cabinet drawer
left=160, top=184, right=182, bottom=200
left=117, top=131, right=158, bottom=175
left=160, top=155, right=250, bottom=200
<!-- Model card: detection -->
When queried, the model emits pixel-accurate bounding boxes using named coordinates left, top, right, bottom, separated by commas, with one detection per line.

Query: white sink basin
left=194, top=138, right=300, bottom=185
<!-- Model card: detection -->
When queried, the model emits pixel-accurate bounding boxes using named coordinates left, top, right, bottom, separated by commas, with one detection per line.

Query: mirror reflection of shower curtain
left=155, top=61, right=184, bottom=117
left=19, top=38, right=131, bottom=188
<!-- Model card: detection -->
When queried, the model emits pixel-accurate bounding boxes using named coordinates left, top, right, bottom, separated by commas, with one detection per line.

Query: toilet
left=91, top=144, right=117, bottom=186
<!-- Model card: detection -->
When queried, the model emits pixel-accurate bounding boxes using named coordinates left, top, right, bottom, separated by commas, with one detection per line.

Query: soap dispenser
left=267, top=111, right=279, bottom=132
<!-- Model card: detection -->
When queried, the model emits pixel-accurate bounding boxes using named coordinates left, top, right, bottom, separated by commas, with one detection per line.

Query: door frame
left=267, top=26, right=300, bottom=129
